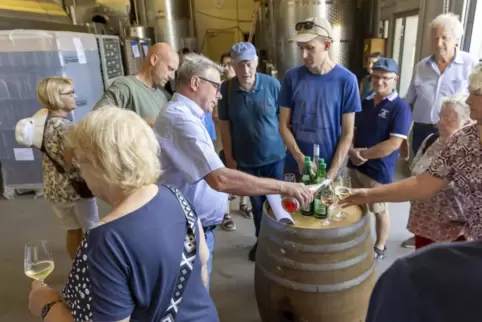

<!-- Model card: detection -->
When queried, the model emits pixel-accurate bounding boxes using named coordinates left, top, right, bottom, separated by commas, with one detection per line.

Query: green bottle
left=313, top=159, right=328, bottom=219
left=300, top=156, right=313, bottom=216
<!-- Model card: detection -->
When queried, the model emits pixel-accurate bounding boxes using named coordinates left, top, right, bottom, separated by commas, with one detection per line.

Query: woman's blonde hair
left=66, top=106, right=161, bottom=192
left=36, top=76, right=72, bottom=109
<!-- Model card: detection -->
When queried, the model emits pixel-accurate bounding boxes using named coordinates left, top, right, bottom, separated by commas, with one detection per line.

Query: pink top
left=407, top=134, right=467, bottom=241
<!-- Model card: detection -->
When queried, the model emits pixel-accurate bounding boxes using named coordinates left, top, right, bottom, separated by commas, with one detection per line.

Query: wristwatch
left=41, top=300, right=62, bottom=320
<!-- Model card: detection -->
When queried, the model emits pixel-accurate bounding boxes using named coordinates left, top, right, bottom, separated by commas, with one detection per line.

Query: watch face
left=41, top=305, right=49, bottom=318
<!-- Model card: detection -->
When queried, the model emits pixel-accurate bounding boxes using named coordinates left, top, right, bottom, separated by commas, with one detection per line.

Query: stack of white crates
left=0, top=30, right=104, bottom=199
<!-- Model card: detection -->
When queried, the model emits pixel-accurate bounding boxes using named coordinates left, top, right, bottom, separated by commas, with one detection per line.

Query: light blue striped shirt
left=155, top=93, right=227, bottom=227
left=405, top=50, right=478, bottom=124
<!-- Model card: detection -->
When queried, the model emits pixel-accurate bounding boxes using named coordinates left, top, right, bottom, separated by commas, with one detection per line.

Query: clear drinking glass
left=284, top=173, right=296, bottom=183
left=331, top=172, right=351, bottom=222
left=24, top=240, right=55, bottom=284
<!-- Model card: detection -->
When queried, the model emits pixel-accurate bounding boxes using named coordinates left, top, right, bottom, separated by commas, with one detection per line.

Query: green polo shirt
left=94, top=76, right=171, bottom=119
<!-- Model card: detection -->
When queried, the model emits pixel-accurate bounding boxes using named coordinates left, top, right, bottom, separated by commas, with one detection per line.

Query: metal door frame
left=391, top=9, right=419, bottom=92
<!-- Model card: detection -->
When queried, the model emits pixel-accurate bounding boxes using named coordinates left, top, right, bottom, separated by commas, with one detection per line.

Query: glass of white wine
left=332, top=172, right=351, bottom=222
left=24, top=240, right=55, bottom=284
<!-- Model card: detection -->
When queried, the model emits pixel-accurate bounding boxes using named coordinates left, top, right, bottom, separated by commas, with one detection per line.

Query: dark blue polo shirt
left=348, top=92, right=412, bottom=184
left=367, top=241, right=482, bottom=322
left=218, top=73, right=285, bottom=168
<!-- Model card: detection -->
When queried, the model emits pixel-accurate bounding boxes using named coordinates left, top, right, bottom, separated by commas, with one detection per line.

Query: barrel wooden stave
left=255, top=203, right=376, bottom=322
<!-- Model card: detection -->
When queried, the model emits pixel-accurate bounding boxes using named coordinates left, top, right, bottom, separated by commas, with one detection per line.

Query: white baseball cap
left=290, top=17, right=333, bottom=43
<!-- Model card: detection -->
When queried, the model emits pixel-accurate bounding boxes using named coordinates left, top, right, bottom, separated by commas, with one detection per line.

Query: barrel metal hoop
left=262, top=210, right=369, bottom=240
left=256, top=261, right=376, bottom=293
left=266, top=228, right=369, bottom=253
left=267, top=251, right=369, bottom=271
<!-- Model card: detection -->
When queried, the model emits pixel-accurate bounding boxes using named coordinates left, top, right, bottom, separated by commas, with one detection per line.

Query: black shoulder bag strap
left=161, top=185, right=197, bottom=322
left=421, top=132, right=440, bottom=155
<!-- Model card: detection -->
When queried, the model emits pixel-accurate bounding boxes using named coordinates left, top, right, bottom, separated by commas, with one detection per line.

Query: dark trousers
left=412, top=123, right=439, bottom=156
left=238, top=158, right=285, bottom=238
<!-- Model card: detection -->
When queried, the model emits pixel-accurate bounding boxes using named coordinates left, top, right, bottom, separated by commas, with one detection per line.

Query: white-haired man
left=401, top=12, right=478, bottom=248
left=155, top=53, right=313, bottom=287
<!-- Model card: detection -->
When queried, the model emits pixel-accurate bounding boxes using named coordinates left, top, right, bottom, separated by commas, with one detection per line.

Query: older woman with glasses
left=342, top=65, right=482, bottom=241
left=37, top=77, right=99, bottom=260
left=28, top=107, right=218, bottom=322
left=407, top=95, right=472, bottom=249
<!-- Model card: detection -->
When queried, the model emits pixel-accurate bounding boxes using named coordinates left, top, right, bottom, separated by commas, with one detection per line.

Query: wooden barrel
left=255, top=202, right=376, bottom=322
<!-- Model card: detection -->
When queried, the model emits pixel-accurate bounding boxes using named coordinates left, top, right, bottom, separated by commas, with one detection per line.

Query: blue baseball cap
left=372, top=57, right=398, bottom=74
left=230, top=42, right=257, bottom=63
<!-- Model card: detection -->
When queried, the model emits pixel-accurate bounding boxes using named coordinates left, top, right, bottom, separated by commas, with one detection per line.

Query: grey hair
left=469, top=64, right=482, bottom=95
left=177, top=53, right=223, bottom=86
left=441, top=94, right=470, bottom=121
left=430, top=13, right=464, bottom=41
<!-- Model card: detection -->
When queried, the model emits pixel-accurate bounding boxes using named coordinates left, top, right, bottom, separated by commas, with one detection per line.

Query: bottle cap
left=304, top=156, right=311, bottom=162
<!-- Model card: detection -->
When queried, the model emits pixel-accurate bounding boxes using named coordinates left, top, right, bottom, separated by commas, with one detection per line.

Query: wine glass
left=319, top=183, right=338, bottom=225
left=331, top=172, right=351, bottom=222
left=24, top=240, right=55, bottom=284
left=284, top=173, right=296, bottom=183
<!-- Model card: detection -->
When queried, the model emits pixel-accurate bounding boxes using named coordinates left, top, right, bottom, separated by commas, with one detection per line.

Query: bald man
left=94, top=43, right=180, bottom=125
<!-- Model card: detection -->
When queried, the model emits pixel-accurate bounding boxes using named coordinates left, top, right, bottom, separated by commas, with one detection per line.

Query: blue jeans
left=238, top=158, right=285, bottom=238
left=412, top=123, right=438, bottom=156
left=204, top=229, right=215, bottom=290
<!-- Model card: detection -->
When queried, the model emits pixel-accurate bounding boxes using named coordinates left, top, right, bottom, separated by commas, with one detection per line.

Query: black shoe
left=249, top=243, right=257, bottom=262
left=374, top=246, right=386, bottom=260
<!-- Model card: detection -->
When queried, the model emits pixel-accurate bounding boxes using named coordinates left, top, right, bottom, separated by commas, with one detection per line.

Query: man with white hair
left=401, top=12, right=478, bottom=249
left=218, top=42, right=285, bottom=261
left=279, top=16, right=361, bottom=179
left=155, top=53, right=312, bottom=286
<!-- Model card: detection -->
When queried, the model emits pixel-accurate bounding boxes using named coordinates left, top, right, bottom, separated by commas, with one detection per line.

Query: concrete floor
left=0, top=166, right=413, bottom=321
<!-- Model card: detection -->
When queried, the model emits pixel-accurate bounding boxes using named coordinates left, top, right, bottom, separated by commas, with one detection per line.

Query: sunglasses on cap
left=295, top=21, right=331, bottom=38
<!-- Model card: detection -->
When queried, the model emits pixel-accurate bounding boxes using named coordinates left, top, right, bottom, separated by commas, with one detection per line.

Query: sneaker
left=374, top=246, right=386, bottom=260
left=249, top=243, right=258, bottom=262
left=401, top=236, right=415, bottom=249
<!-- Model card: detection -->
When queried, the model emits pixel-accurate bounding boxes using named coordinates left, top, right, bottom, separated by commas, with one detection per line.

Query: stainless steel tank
left=124, top=25, right=155, bottom=43
left=63, top=0, right=131, bottom=35
left=142, top=0, right=197, bottom=52
left=122, top=37, right=151, bottom=75
left=272, top=0, right=358, bottom=80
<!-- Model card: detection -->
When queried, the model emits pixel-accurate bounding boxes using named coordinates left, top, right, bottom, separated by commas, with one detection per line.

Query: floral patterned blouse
left=428, top=124, right=482, bottom=240
left=407, top=134, right=467, bottom=241
left=42, top=117, right=81, bottom=203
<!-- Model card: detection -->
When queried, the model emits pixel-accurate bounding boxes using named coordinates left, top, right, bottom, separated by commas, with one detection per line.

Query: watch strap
left=41, top=300, right=62, bottom=320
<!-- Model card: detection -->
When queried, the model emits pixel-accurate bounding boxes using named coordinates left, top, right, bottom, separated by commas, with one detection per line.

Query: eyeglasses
left=295, top=21, right=331, bottom=38
left=198, top=76, right=221, bottom=92
left=371, top=75, right=394, bottom=82
left=60, top=90, right=75, bottom=96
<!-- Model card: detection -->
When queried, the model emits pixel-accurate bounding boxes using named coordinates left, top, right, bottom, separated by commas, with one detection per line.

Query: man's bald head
left=142, top=42, right=179, bottom=87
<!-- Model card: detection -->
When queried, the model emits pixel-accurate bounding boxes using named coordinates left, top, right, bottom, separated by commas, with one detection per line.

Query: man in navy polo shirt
left=348, top=57, right=412, bottom=260
left=218, top=42, right=285, bottom=261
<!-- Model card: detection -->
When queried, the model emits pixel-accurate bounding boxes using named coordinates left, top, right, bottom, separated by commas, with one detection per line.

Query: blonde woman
left=37, top=77, right=99, bottom=260
left=28, top=107, right=218, bottom=321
